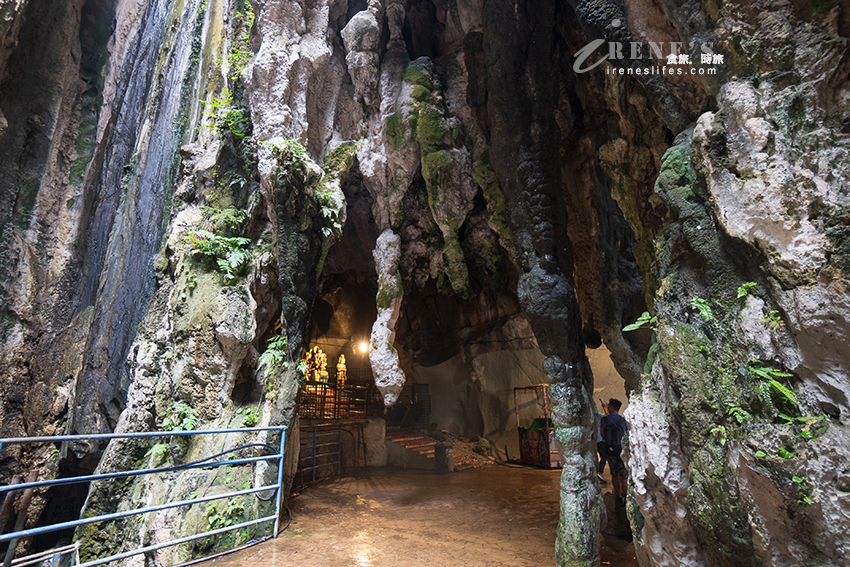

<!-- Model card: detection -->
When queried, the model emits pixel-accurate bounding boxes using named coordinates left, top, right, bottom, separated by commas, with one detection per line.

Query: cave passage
left=197, top=464, right=639, bottom=567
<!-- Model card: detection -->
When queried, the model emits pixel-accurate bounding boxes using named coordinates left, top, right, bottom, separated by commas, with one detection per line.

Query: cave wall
left=410, top=345, right=627, bottom=463
left=1, top=0, right=849, bottom=565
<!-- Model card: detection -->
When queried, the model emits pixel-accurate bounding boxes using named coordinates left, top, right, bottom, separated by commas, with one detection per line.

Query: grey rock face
left=3, top=0, right=850, bottom=566
left=369, top=229, right=406, bottom=405
left=341, top=10, right=380, bottom=107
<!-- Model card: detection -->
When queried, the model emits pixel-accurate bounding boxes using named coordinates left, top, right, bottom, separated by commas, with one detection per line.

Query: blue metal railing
left=0, top=425, right=287, bottom=567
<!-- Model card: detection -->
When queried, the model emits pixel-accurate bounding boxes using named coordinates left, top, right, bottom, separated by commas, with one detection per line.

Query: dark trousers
left=597, top=442, right=607, bottom=474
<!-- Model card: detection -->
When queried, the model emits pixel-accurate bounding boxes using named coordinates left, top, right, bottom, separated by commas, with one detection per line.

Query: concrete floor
left=200, top=465, right=638, bottom=567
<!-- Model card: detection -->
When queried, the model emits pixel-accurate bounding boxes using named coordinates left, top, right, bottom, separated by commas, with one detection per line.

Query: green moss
left=472, top=149, right=513, bottom=239
left=421, top=150, right=453, bottom=203
left=403, top=62, right=433, bottom=90
left=442, top=234, right=471, bottom=299
left=376, top=272, right=403, bottom=310
left=686, top=445, right=754, bottom=562
left=15, top=180, right=40, bottom=230
left=411, top=84, right=431, bottom=103
left=416, top=107, right=448, bottom=149
left=69, top=110, right=97, bottom=185
left=385, top=112, right=406, bottom=150
left=322, top=141, right=356, bottom=175
left=659, top=322, right=716, bottom=436
left=315, top=240, right=331, bottom=284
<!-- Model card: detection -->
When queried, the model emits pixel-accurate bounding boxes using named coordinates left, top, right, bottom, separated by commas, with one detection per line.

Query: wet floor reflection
left=199, top=465, right=638, bottom=567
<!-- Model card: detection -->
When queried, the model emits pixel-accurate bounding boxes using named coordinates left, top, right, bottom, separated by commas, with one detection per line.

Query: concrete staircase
left=386, top=427, right=465, bottom=471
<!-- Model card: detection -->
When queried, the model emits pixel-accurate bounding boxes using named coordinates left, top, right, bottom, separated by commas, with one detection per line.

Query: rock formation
left=0, top=0, right=848, bottom=565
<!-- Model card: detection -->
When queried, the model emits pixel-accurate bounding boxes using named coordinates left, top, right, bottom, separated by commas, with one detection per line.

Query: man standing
left=600, top=398, right=628, bottom=504
left=597, top=409, right=608, bottom=483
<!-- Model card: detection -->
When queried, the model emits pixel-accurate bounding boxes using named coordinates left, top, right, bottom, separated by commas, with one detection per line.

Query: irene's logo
left=573, top=18, right=723, bottom=76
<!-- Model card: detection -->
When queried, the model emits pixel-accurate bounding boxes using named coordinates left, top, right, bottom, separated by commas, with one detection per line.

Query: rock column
left=369, top=229, right=406, bottom=405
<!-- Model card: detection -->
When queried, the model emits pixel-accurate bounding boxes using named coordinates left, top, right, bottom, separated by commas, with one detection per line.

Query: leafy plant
left=779, top=413, right=824, bottom=425
left=710, top=425, right=728, bottom=446
left=737, top=282, right=757, bottom=299
left=185, top=229, right=251, bottom=284
left=209, top=89, right=248, bottom=137
left=749, top=360, right=797, bottom=413
left=295, top=358, right=309, bottom=385
left=691, top=297, right=713, bottom=321
left=315, top=188, right=343, bottom=237
left=623, top=311, right=656, bottom=332
left=265, top=380, right=279, bottom=403
left=258, top=335, right=288, bottom=373
left=762, top=310, right=782, bottom=330
left=792, top=475, right=814, bottom=504
left=755, top=450, right=767, bottom=458
left=161, top=401, right=198, bottom=432
left=204, top=206, right=248, bottom=236
left=728, top=406, right=751, bottom=424
left=206, top=500, right=245, bottom=530
left=263, top=139, right=307, bottom=167
left=777, top=447, right=793, bottom=459
left=216, top=249, right=251, bottom=285
left=226, top=45, right=252, bottom=76
left=241, top=406, right=261, bottom=427
left=186, top=229, right=250, bottom=259
left=145, top=443, right=169, bottom=458
left=296, top=359, right=308, bottom=374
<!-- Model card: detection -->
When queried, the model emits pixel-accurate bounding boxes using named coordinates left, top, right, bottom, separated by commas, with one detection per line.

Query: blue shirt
left=597, top=413, right=604, bottom=443
left=600, top=412, right=627, bottom=446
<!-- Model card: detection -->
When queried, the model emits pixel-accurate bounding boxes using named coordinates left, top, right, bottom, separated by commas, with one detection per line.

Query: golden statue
left=336, top=354, right=347, bottom=388
left=304, top=346, right=329, bottom=382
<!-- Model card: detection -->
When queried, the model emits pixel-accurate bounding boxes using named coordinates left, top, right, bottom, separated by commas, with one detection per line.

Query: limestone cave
left=0, top=0, right=849, bottom=565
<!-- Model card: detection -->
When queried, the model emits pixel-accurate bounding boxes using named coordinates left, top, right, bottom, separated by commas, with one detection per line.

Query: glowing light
left=359, top=341, right=369, bottom=354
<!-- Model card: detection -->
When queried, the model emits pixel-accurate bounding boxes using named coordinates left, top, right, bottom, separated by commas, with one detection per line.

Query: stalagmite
left=369, top=229, right=406, bottom=406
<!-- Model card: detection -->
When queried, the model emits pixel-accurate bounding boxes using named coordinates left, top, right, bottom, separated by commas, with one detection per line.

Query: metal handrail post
left=337, top=426, right=342, bottom=475
left=273, top=428, right=286, bottom=538
left=312, top=427, right=317, bottom=483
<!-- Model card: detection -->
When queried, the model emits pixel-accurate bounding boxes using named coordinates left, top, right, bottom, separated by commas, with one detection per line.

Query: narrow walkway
left=201, top=465, right=637, bottom=566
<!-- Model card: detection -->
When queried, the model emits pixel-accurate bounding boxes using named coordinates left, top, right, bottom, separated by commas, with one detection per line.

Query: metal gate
left=297, top=425, right=341, bottom=486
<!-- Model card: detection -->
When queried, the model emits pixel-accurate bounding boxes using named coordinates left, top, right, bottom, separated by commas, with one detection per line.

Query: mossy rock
left=384, top=112, right=406, bottom=151
left=411, top=84, right=432, bottom=103
left=322, top=141, right=356, bottom=176
left=686, top=445, right=755, bottom=563
left=421, top=150, right=454, bottom=202
left=416, top=107, right=449, bottom=149
left=442, top=234, right=471, bottom=299
left=403, top=60, right=434, bottom=90
left=376, top=272, right=403, bottom=310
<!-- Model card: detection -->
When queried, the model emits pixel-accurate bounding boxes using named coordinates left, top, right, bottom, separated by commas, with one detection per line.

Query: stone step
left=397, top=438, right=433, bottom=447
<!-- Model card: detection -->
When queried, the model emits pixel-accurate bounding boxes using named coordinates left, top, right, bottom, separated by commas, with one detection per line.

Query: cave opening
left=291, top=149, right=633, bottom=550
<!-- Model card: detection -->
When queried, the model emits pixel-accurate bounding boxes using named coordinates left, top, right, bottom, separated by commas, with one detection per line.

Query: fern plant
left=623, top=311, right=656, bottom=332
left=749, top=360, right=798, bottom=416
left=161, top=401, right=198, bottom=431
left=315, top=188, right=343, bottom=237
left=258, top=335, right=288, bottom=373
left=185, top=229, right=251, bottom=284
left=737, top=282, right=757, bottom=299
left=691, top=297, right=713, bottom=321
left=728, top=406, right=751, bottom=424
left=209, top=89, right=248, bottom=137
